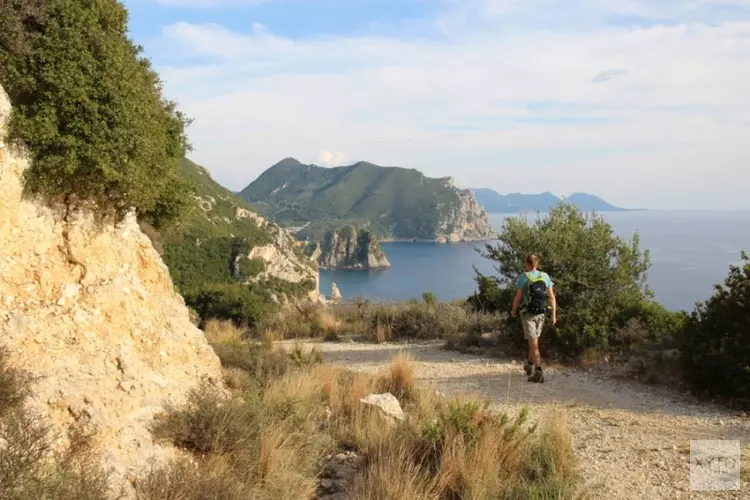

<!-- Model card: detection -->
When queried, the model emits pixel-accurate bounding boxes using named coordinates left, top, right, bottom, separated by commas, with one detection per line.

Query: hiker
left=511, top=253, right=557, bottom=383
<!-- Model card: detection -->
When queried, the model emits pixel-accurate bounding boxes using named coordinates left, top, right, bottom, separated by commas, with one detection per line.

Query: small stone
left=69, top=403, right=84, bottom=419
left=150, top=374, right=169, bottom=388
left=84, top=396, right=93, bottom=404
left=360, top=393, right=405, bottom=422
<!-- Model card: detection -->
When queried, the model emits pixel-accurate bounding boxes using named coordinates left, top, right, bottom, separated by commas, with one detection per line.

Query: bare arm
left=511, top=290, right=523, bottom=317
left=548, top=287, right=557, bottom=324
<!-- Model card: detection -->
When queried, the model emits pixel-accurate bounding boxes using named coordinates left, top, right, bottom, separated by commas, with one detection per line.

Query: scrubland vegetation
left=136, top=324, right=582, bottom=500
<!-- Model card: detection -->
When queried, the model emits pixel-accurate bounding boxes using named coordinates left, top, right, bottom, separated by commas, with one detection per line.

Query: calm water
left=320, top=211, right=750, bottom=311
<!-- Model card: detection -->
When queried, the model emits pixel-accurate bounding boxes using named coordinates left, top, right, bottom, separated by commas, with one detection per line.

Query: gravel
left=287, top=339, right=750, bottom=499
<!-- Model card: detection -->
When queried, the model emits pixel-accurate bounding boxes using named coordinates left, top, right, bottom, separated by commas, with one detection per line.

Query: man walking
left=511, top=254, right=557, bottom=383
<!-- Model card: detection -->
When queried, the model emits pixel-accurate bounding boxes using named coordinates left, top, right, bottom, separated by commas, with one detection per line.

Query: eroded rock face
left=243, top=216, right=324, bottom=304
left=306, top=227, right=391, bottom=271
left=0, top=86, right=223, bottom=495
left=436, top=184, right=496, bottom=243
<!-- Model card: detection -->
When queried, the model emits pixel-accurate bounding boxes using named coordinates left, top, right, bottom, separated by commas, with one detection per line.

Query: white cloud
left=315, top=150, right=347, bottom=167
left=150, top=1, right=750, bottom=209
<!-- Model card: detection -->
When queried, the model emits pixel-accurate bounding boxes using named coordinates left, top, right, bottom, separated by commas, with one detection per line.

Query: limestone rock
left=0, top=85, right=223, bottom=496
left=306, top=226, right=391, bottom=271
left=245, top=221, right=324, bottom=304
left=436, top=182, right=496, bottom=243
left=360, top=393, right=405, bottom=422
left=331, top=283, right=343, bottom=302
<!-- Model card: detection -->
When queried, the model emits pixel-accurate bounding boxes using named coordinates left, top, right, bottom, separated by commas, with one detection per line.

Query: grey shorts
left=521, top=312, right=545, bottom=340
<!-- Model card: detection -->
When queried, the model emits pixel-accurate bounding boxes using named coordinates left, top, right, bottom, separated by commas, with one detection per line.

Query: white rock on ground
left=360, top=393, right=406, bottom=422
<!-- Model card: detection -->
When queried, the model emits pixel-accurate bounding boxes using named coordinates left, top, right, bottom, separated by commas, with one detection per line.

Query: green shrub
left=211, top=341, right=321, bottom=388
left=422, top=292, right=437, bottom=306
left=614, top=297, right=687, bottom=349
left=472, top=203, right=652, bottom=358
left=0, top=0, right=191, bottom=227
left=185, top=284, right=278, bottom=327
left=680, top=252, right=750, bottom=408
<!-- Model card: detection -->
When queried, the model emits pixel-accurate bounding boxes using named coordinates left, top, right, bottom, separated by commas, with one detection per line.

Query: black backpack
left=524, top=272, right=549, bottom=315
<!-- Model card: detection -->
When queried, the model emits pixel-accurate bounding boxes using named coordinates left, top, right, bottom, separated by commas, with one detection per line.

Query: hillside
left=143, top=158, right=322, bottom=319
left=472, top=188, right=624, bottom=213
left=0, top=83, right=224, bottom=495
left=240, top=158, right=494, bottom=242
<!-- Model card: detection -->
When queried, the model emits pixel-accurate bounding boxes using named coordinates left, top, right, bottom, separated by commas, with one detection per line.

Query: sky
left=122, top=0, right=750, bottom=209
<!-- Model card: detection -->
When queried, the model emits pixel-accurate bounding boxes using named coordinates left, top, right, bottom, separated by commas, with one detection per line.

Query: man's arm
left=548, top=287, right=557, bottom=325
left=511, top=290, right=523, bottom=317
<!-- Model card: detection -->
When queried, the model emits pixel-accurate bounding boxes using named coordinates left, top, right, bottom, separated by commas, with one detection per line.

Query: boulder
left=359, top=393, right=405, bottom=422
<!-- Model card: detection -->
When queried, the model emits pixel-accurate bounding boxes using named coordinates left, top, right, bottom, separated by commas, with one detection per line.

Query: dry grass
left=253, top=299, right=505, bottom=343
left=375, top=352, right=416, bottom=401
left=370, top=320, right=392, bottom=344
left=140, top=337, right=582, bottom=500
left=203, top=319, right=245, bottom=345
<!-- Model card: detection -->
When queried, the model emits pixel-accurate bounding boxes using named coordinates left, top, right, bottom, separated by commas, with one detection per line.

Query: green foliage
left=240, top=158, right=464, bottom=240
left=0, top=0, right=191, bottom=226
left=422, top=291, right=437, bottom=306
left=238, top=257, right=265, bottom=280
left=680, top=252, right=750, bottom=407
left=472, top=203, right=652, bottom=358
left=185, top=284, right=278, bottom=327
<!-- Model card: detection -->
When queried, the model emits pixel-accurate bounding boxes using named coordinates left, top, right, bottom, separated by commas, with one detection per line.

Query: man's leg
left=529, top=337, right=541, bottom=368
left=521, top=313, right=535, bottom=375
left=527, top=315, right=545, bottom=383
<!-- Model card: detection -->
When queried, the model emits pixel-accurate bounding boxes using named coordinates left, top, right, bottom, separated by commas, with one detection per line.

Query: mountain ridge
left=240, top=158, right=495, bottom=243
left=472, top=188, right=626, bottom=213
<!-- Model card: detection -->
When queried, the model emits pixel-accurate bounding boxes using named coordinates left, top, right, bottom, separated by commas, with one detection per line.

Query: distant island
left=472, top=188, right=627, bottom=213
left=240, top=158, right=495, bottom=243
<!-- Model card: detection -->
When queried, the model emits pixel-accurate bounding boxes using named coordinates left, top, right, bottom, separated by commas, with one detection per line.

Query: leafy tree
left=0, top=0, right=191, bottom=226
left=680, top=252, right=750, bottom=407
left=185, top=284, right=277, bottom=327
left=472, top=203, right=653, bottom=357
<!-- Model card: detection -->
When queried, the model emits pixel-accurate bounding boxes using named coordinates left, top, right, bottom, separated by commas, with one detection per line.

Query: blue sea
left=319, top=211, right=750, bottom=311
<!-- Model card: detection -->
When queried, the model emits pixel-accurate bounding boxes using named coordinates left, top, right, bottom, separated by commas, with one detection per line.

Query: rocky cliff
left=0, top=86, right=223, bottom=495
left=435, top=183, right=496, bottom=243
left=305, top=227, right=391, bottom=270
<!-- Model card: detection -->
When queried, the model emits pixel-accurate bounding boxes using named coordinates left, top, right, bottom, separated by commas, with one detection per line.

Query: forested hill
left=240, top=158, right=494, bottom=242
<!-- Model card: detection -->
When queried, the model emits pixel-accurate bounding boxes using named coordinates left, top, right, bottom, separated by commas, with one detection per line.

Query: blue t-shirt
left=516, top=270, right=554, bottom=292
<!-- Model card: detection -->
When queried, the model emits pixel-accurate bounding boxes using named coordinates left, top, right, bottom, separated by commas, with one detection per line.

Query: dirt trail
left=291, top=340, right=749, bottom=499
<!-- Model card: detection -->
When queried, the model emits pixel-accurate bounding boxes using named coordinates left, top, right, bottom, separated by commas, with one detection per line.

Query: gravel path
left=288, top=340, right=750, bottom=499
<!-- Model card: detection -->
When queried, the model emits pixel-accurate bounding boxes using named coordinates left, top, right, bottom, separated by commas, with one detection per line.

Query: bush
left=0, top=0, right=191, bottom=227
left=680, top=252, right=750, bottom=408
left=472, top=203, right=652, bottom=358
left=185, top=283, right=278, bottom=328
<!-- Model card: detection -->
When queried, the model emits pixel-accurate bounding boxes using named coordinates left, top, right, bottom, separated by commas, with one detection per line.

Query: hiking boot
left=524, top=363, right=534, bottom=376
left=527, top=370, right=544, bottom=383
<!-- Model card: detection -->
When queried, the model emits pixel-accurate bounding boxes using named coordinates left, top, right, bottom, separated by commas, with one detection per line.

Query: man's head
left=524, top=253, right=540, bottom=271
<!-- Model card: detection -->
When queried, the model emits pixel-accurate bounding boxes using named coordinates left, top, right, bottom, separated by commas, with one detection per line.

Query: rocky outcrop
left=240, top=213, right=324, bottom=304
left=331, top=283, right=343, bottom=302
left=435, top=180, right=496, bottom=243
left=306, top=227, right=391, bottom=270
left=0, top=86, right=223, bottom=495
